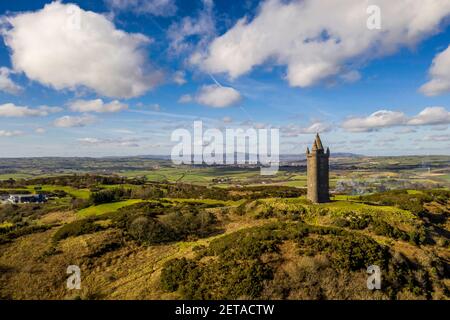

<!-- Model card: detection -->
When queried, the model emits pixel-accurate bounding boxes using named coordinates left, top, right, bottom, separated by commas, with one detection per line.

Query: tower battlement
left=306, top=133, right=330, bottom=203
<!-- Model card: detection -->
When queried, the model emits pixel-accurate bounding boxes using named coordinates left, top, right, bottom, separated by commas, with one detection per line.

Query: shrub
left=90, top=188, right=132, bottom=205
left=0, top=224, right=53, bottom=244
left=127, top=216, right=173, bottom=244
left=161, top=224, right=281, bottom=299
left=160, top=258, right=197, bottom=292
left=371, top=220, right=409, bottom=241
left=53, top=218, right=103, bottom=241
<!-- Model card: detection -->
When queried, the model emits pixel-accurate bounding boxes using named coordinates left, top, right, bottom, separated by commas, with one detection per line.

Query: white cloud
left=196, top=85, right=242, bottom=108
left=2, top=2, right=161, bottom=98
left=0, top=130, right=23, bottom=137
left=395, top=127, right=416, bottom=134
left=281, top=122, right=332, bottom=136
left=420, top=45, right=450, bottom=96
left=53, top=115, right=96, bottom=128
left=423, top=134, right=450, bottom=142
left=196, top=0, right=450, bottom=88
left=407, top=107, right=450, bottom=125
left=112, top=129, right=134, bottom=134
left=35, top=127, right=46, bottom=134
left=78, top=136, right=140, bottom=147
left=342, top=110, right=408, bottom=132
left=105, top=0, right=177, bottom=16
left=178, top=94, right=193, bottom=104
left=0, top=103, right=61, bottom=117
left=0, top=67, right=22, bottom=94
left=300, top=122, right=333, bottom=134
left=340, top=70, right=361, bottom=83
left=173, top=70, right=187, bottom=85
left=78, top=137, right=102, bottom=144
left=342, top=106, right=450, bottom=132
left=350, top=139, right=371, bottom=144
left=150, top=104, right=161, bottom=112
left=168, top=0, right=215, bottom=55
left=222, top=116, right=233, bottom=123
left=69, top=99, right=128, bottom=113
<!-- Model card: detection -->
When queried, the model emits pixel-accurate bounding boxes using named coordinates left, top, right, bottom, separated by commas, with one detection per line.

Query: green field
left=35, top=185, right=91, bottom=199
left=77, top=199, right=144, bottom=217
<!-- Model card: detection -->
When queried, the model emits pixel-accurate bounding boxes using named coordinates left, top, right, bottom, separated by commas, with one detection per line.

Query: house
left=8, top=194, right=46, bottom=204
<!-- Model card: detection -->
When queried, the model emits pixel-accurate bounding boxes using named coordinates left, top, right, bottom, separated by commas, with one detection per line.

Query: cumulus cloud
left=0, top=103, right=61, bottom=117
left=342, top=107, right=450, bottom=132
left=281, top=122, right=332, bottom=136
left=173, top=70, right=187, bottom=85
left=407, top=107, right=450, bottom=125
left=0, top=130, right=23, bottom=137
left=78, top=137, right=140, bottom=147
left=105, top=0, right=177, bottom=16
left=53, top=115, right=96, bottom=128
left=69, top=99, right=128, bottom=113
left=420, top=45, right=450, bottom=96
left=178, top=94, right=193, bottom=104
left=341, top=110, right=408, bottom=132
left=0, top=67, right=22, bottom=94
left=196, top=0, right=450, bottom=88
left=300, top=122, right=333, bottom=134
left=1, top=2, right=161, bottom=98
left=196, top=85, right=242, bottom=108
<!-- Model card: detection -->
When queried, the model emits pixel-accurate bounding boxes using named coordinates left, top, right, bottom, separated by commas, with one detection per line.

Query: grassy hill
left=0, top=177, right=448, bottom=300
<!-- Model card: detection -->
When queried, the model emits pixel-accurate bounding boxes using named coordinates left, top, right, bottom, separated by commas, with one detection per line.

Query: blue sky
left=0, top=0, right=450, bottom=157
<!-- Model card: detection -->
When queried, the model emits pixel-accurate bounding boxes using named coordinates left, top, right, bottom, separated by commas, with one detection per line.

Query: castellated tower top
left=312, top=133, right=324, bottom=151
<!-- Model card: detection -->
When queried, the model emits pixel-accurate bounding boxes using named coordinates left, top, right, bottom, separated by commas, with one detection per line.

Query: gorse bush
left=128, top=216, right=173, bottom=244
left=113, top=201, right=221, bottom=244
left=161, top=224, right=279, bottom=299
left=51, top=200, right=222, bottom=245
left=0, top=224, right=53, bottom=244
left=162, top=210, right=218, bottom=240
left=370, top=220, right=410, bottom=241
left=299, top=234, right=389, bottom=271
left=160, top=220, right=442, bottom=299
left=0, top=174, right=144, bottom=189
left=358, top=189, right=450, bottom=216
left=90, top=188, right=132, bottom=205
left=0, top=203, right=62, bottom=224
left=53, top=218, right=103, bottom=241
left=332, top=212, right=372, bottom=230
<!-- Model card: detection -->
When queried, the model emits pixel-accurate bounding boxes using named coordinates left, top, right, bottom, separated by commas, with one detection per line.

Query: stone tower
left=306, top=133, right=330, bottom=203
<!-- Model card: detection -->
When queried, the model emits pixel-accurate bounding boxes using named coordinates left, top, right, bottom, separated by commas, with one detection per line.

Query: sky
left=0, top=0, right=450, bottom=157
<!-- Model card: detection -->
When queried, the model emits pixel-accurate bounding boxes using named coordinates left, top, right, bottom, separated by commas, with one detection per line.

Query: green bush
left=371, top=220, right=409, bottom=242
left=160, top=224, right=281, bottom=299
left=53, top=218, right=103, bottom=241
left=0, top=224, right=53, bottom=244
left=90, top=188, right=132, bottom=205
left=127, top=216, right=174, bottom=244
left=160, top=258, right=198, bottom=292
